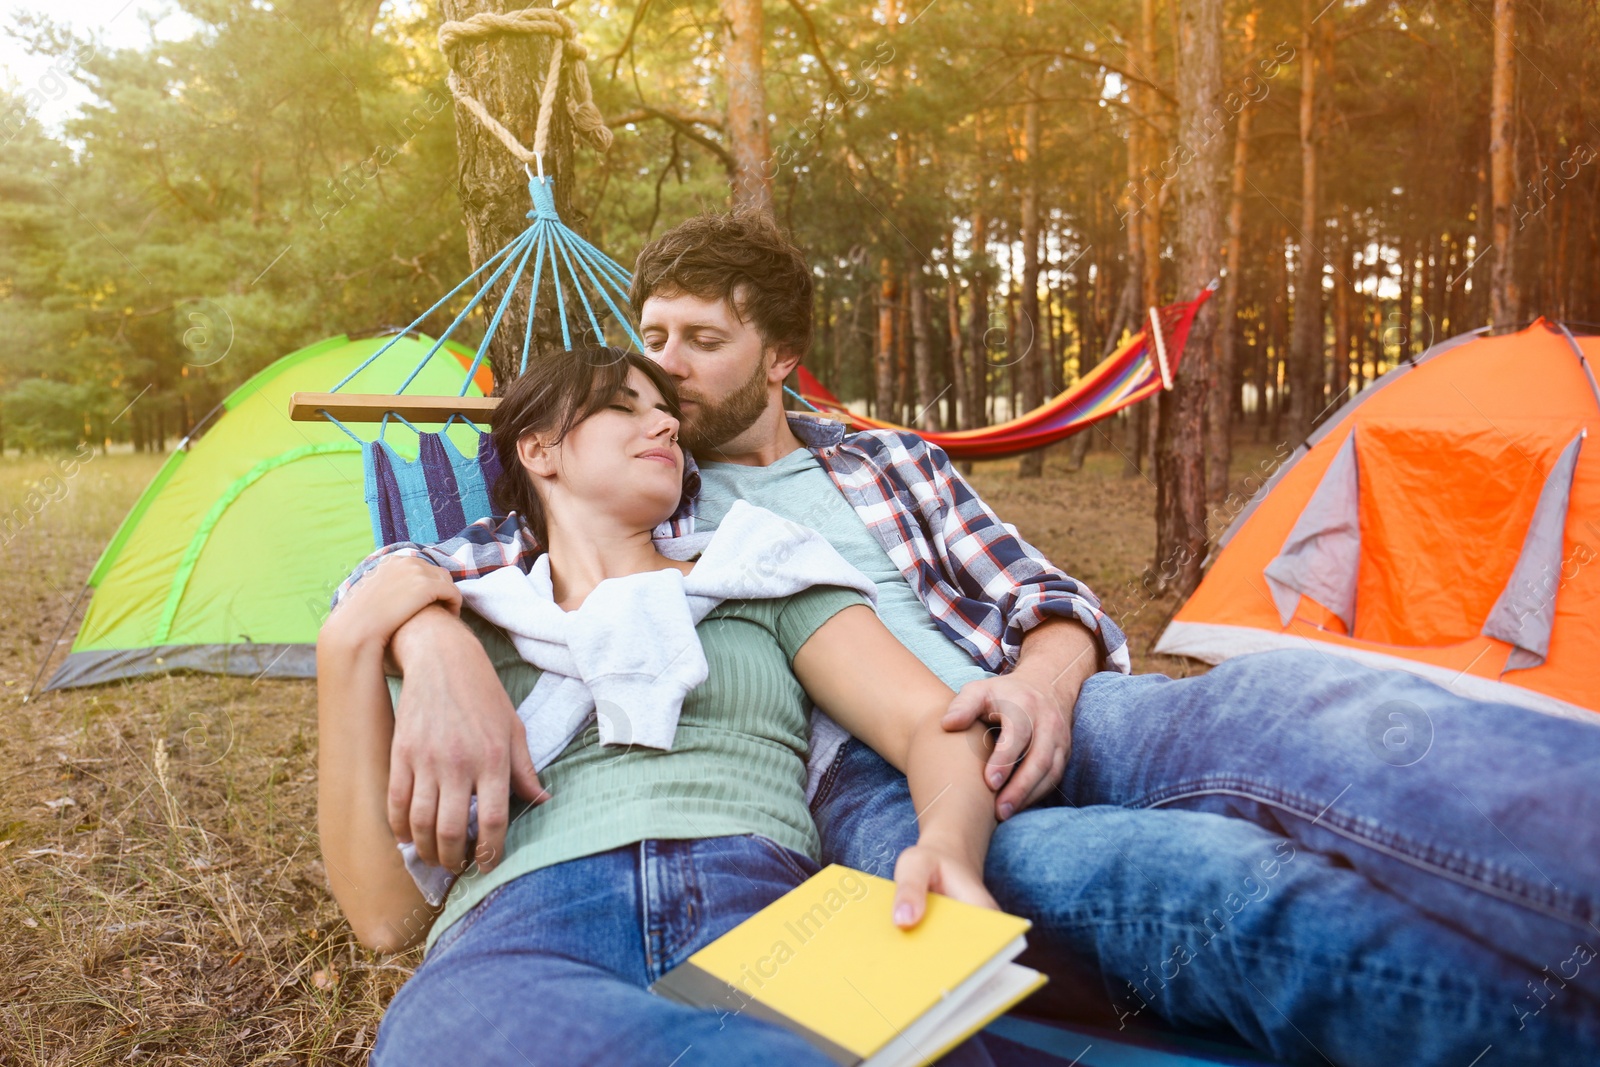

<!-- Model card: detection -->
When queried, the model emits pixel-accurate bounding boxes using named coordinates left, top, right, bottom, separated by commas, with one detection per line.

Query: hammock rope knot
left=439, top=5, right=613, bottom=166
left=527, top=175, right=562, bottom=220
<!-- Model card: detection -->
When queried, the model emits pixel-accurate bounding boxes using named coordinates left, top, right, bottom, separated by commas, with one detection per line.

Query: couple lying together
left=317, top=213, right=1600, bottom=1067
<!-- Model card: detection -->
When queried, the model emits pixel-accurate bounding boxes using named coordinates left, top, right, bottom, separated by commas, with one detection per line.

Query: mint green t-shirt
left=694, top=446, right=994, bottom=694
left=409, top=584, right=867, bottom=954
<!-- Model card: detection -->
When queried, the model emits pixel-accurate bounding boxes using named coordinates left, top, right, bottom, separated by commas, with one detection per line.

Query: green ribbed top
left=394, top=583, right=869, bottom=954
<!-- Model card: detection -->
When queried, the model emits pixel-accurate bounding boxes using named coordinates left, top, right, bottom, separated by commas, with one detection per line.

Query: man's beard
left=679, top=355, right=770, bottom=453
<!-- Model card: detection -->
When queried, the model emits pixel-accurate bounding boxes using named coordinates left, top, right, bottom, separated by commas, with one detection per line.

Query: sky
left=1, top=0, right=198, bottom=134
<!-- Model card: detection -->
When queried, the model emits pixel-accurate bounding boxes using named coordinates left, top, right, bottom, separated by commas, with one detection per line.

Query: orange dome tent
left=1156, top=320, right=1600, bottom=720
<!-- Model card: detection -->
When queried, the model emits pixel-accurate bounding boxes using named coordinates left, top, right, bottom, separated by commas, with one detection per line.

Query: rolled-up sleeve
left=328, top=514, right=540, bottom=613
left=924, top=441, right=1130, bottom=674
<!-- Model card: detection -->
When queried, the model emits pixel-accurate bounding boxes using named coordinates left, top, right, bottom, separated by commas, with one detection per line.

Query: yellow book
left=650, top=864, right=1046, bottom=1066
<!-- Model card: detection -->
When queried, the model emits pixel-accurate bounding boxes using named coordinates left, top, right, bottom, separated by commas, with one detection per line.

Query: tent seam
left=153, top=442, right=361, bottom=643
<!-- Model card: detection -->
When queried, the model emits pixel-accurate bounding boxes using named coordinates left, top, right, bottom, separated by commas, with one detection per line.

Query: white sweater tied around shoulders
left=398, top=500, right=877, bottom=904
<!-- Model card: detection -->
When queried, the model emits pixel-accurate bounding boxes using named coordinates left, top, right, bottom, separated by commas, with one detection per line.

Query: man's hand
left=323, top=556, right=462, bottom=672
left=386, top=605, right=548, bottom=875
left=940, top=619, right=1099, bottom=820
left=941, top=674, right=1067, bottom=820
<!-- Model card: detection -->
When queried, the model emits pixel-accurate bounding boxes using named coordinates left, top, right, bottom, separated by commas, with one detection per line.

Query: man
left=337, top=212, right=1599, bottom=1065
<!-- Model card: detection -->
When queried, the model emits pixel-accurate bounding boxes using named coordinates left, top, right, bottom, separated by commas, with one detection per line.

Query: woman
left=317, top=346, right=1002, bottom=1065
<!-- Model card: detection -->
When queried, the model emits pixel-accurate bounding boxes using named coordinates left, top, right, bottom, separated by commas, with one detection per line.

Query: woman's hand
left=891, top=840, right=998, bottom=929
left=323, top=555, right=462, bottom=654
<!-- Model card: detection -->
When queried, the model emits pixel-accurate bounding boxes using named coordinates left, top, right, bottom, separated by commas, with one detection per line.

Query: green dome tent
left=45, top=333, right=492, bottom=691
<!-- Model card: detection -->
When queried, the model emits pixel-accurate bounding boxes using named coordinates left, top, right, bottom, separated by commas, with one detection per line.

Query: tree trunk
left=1018, top=63, right=1046, bottom=478
left=1489, top=0, right=1517, bottom=330
left=1332, top=207, right=1353, bottom=407
left=722, top=0, right=773, bottom=215
left=1138, top=0, right=1164, bottom=319
left=1285, top=0, right=1323, bottom=446
left=1266, top=224, right=1288, bottom=438
left=946, top=230, right=969, bottom=430
left=910, top=268, right=937, bottom=430
left=441, top=0, right=577, bottom=390
left=1122, top=111, right=1149, bottom=479
left=1205, top=12, right=1255, bottom=507
left=967, top=205, right=990, bottom=431
left=875, top=262, right=897, bottom=417
left=1046, top=234, right=1063, bottom=394
left=1155, top=0, right=1224, bottom=597
left=820, top=285, right=836, bottom=386
left=896, top=268, right=913, bottom=424
left=1397, top=230, right=1415, bottom=365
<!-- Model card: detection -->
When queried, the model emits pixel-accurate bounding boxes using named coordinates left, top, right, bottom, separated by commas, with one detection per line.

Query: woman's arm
left=316, top=564, right=454, bottom=953
left=790, top=604, right=998, bottom=927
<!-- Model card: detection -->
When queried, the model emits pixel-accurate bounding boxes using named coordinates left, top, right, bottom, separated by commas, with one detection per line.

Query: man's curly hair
left=628, top=211, right=814, bottom=358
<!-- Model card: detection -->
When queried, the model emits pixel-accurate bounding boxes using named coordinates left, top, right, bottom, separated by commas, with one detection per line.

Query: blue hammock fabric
left=363, top=430, right=503, bottom=547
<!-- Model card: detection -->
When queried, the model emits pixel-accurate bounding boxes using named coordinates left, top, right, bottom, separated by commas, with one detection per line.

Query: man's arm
left=884, top=434, right=1126, bottom=816
left=328, top=513, right=539, bottom=613
left=326, top=515, right=546, bottom=875
left=385, top=605, right=546, bottom=875
left=943, top=617, right=1099, bottom=817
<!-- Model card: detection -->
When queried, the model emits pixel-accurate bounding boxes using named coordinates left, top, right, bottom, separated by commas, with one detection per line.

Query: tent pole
left=1556, top=322, right=1600, bottom=412
left=24, top=581, right=90, bottom=703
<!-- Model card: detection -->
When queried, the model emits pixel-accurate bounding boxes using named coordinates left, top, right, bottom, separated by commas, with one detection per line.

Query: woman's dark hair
left=490, top=346, right=682, bottom=547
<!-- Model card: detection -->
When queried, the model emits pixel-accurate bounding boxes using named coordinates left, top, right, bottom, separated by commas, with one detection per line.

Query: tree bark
left=1205, top=10, right=1255, bottom=508
left=1332, top=206, right=1353, bottom=406
left=910, top=268, right=937, bottom=430
left=896, top=267, right=913, bottom=424
left=1285, top=0, right=1323, bottom=446
left=1154, top=0, right=1224, bottom=597
left=1397, top=230, right=1415, bottom=365
left=1132, top=0, right=1166, bottom=473
left=946, top=230, right=969, bottom=430
left=722, top=0, right=774, bottom=215
left=875, top=262, right=897, bottom=418
left=1121, top=105, right=1149, bottom=479
left=1265, top=224, right=1288, bottom=438
left=1138, top=0, right=1165, bottom=317
left=1018, top=62, right=1047, bottom=477
left=441, top=0, right=578, bottom=391
left=967, top=198, right=991, bottom=431
left=1489, top=0, right=1517, bottom=330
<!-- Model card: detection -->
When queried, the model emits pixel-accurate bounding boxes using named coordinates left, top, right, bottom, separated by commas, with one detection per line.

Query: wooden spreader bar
left=289, top=392, right=499, bottom=423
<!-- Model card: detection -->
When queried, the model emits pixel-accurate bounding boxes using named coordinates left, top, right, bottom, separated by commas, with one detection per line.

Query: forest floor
left=0, top=432, right=1284, bottom=1065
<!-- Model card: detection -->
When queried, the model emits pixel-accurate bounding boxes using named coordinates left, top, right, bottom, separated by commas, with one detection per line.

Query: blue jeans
left=811, top=650, right=1600, bottom=1066
left=372, top=835, right=996, bottom=1066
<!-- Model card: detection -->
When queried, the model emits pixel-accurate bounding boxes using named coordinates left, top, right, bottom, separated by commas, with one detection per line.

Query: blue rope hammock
left=329, top=171, right=637, bottom=389
left=286, top=5, right=824, bottom=544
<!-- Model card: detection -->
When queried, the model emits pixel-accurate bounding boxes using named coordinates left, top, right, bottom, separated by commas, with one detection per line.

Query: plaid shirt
left=332, top=413, right=1130, bottom=676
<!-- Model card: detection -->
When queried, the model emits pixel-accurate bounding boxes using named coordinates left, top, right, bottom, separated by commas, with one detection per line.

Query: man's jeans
left=372, top=835, right=996, bottom=1066
left=811, top=650, right=1600, bottom=1066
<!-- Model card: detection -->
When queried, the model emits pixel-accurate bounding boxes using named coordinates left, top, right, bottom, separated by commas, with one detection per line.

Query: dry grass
left=0, top=453, right=388, bottom=1066
left=962, top=434, right=1286, bottom=676
left=0, top=432, right=1275, bottom=1064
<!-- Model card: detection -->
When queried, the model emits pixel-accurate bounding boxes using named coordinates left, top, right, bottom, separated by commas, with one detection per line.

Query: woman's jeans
left=372, top=834, right=996, bottom=1067
left=811, top=650, right=1600, bottom=1067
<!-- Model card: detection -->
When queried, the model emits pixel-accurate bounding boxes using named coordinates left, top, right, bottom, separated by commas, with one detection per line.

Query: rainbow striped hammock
left=795, top=284, right=1215, bottom=461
